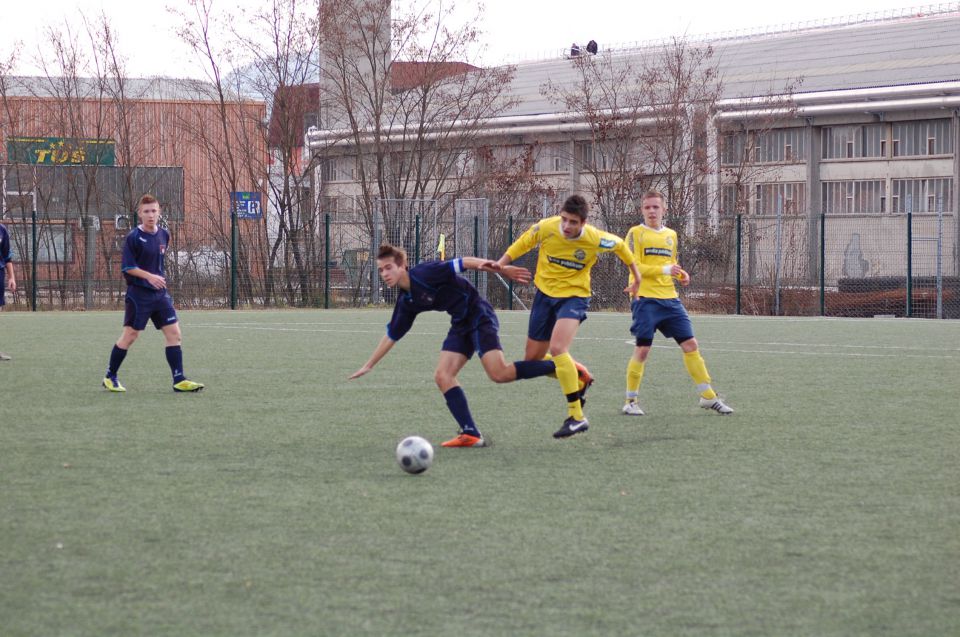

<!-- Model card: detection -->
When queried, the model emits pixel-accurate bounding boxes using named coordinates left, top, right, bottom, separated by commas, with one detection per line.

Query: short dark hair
left=642, top=190, right=666, bottom=205
left=377, top=243, right=407, bottom=267
left=138, top=194, right=159, bottom=209
left=561, top=194, right=588, bottom=220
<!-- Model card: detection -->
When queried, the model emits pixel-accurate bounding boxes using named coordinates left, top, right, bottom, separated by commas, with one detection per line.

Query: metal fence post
left=736, top=213, right=743, bottom=315
left=473, top=215, right=479, bottom=287
left=230, top=205, right=237, bottom=310
left=31, top=209, right=37, bottom=312
left=508, top=215, right=514, bottom=311
left=414, top=214, right=421, bottom=266
left=820, top=212, right=826, bottom=316
left=936, top=197, right=944, bottom=319
left=774, top=201, right=783, bottom=316
left=906, top=211, right=912, bottom=318
left=324, top=213, right=330, bottom=309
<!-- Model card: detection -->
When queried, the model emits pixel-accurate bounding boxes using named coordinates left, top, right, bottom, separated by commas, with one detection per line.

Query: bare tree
left=172, top=0, right=269, bottom=307
left=542, top=40, right=722, bottom=235
left=6, top=18, right=120, bottom=308
left=316, top=0, right=518, bottom=231
left=231, top=0, right=324, bottom=306
left=544, top=37, right=800, bottom=285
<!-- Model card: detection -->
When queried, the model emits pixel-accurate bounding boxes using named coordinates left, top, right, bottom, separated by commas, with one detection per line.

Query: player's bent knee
left=434, top=370, right=455, bottom=388
left=118, top=329, right=140, bottom=348
left=486, top=366, right=514, bottom=383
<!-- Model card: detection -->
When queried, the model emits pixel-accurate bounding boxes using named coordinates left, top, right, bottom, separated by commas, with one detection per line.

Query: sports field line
left=191, top=323, right=386, bottom=334
left=186, top=319, right=958, bottom=352
left=189, top=322, right=959, bottom=360
left=583, top=312, right=956, bottom=325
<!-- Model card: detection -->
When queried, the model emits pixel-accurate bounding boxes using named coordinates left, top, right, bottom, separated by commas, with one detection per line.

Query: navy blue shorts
left=527, top=290, right=589, bottom=341
left=442, top=312, right=502, bottom=359
left=630, top=297, right=694, bottom=344
left=124, top=290, right=179, bottom=331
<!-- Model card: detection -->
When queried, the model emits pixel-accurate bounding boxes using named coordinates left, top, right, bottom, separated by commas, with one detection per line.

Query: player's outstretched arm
left=624, top=262, right=641, bottom=296
left=498, top=265, right=531, bottom=284
left=349, top=335, right=396, bottom=379
left=463, top=257, right=531, bottom=284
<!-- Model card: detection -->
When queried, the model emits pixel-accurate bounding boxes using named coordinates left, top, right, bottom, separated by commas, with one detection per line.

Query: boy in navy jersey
left=102, top=194, right=204, bottom=393
left=349, top=244, right=556, bottom=447
left=0, top=221, right=16, bottom=360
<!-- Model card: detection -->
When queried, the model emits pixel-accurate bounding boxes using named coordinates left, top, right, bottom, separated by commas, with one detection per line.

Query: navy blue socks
left=443, top=386, right=480, bottom=436
left=513, top=359, right=556, bottom=380
left=165, top=345, right=185, bottom=383
left=106, top=345, right=127, bottom=377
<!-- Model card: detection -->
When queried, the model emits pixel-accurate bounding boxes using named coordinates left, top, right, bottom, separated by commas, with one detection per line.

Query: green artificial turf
left=1, top=309, right=958, bottom=636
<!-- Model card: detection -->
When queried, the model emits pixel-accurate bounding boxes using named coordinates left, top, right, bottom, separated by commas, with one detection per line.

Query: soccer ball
left=396, top=436, right=434, bottom=474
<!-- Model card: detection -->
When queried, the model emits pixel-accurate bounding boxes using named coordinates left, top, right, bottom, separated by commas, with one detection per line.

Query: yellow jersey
left=624, top=223, right=680, bottom=299
left=506, top=216, right=634, bottom=298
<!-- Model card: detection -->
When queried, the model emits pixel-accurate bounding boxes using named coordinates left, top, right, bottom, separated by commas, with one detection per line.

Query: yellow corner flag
left=437, top=233, right=446, bottom=261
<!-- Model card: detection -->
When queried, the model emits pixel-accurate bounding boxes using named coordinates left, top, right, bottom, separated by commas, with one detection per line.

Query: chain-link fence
left=3, top=197, right=958, bottom=318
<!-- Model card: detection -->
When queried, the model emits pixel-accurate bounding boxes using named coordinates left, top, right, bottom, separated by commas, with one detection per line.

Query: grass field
left=2, top=309, right=959, bottom=636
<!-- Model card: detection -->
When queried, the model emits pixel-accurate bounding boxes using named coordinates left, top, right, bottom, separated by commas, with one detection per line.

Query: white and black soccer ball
left=395, top=436, right=434, bottom=475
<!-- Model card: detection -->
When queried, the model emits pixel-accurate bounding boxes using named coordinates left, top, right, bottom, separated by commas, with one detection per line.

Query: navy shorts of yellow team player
left=441, top=310, right=502, bottom=359
left=630, top=297, right=694, bottom=346
left=527, top=290, right=590, bottom=341
left=123, top=288, right=179, bottom=331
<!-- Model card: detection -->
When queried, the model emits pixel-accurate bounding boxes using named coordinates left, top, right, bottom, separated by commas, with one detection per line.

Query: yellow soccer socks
left=625, top=357, right=645, bottom=402
left=552, top=352, right=584, bottom=420
left=683, top=349, right=717, bottom=400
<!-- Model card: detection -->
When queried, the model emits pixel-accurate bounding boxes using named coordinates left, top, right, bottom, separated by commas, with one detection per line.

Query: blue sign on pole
left=231, top=191, right=262, bottom=220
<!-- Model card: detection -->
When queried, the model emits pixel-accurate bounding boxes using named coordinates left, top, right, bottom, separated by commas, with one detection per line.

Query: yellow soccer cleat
left=173, top=379, right=205, bottom=393
left=103, top=376, right=126, bottom=392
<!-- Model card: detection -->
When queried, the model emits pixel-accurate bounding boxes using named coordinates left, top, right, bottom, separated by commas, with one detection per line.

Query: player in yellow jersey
left=495, top=195, right=641, bottom=438
left=622, top=190, right=733, bottom=416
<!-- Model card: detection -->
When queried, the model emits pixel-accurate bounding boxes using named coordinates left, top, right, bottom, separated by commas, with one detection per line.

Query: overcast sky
left=0, top=0, right=939, bottom=77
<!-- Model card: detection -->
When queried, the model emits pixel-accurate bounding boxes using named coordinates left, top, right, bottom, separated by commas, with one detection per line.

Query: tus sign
left=5, top=137, right=116, bottom=166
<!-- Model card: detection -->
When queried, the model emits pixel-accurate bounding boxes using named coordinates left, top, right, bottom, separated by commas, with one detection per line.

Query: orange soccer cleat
left=441, top=433, right=487, bottom=448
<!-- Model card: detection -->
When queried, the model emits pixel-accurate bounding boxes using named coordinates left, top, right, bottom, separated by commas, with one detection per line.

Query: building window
left=320, top=157, right=356, bottom=182
left=821, top=124, right=885, bottom=159
left=892, top=119, right=953, bottom=157
left=721, top=184, right=750, bottom=214
left=455, top=150, right=474, bottom=175
left=821, top=180, right=887, bottom=214
left=534, top=143, right=569, bottom=174
left=891, top=178, right=952, bottom=212
left=755, top=182, right=805, bottom=214
left=721, top=129, right=806, bottom=165
left=9, top=223, right=73, bottom=263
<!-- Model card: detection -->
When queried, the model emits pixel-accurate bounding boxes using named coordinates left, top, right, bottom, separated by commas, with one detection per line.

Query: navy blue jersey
left=0, top=223, right=12, bottom=267
left=0, top=223, right=12, bottom=303
left=387, top=259, right=493, bottom=341
left=121, top=226, right=170, bottom=293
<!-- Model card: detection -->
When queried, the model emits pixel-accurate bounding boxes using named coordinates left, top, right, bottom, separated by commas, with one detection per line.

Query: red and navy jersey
left=121, top=226, right=170, bottom=292
left=387, top=259, right=494, bottom=341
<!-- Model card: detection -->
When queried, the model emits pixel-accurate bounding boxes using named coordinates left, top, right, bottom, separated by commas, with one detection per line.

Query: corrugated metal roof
left=1, top=76, right=251, bottom=102
left=502, top=11, right=960, bottom=117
